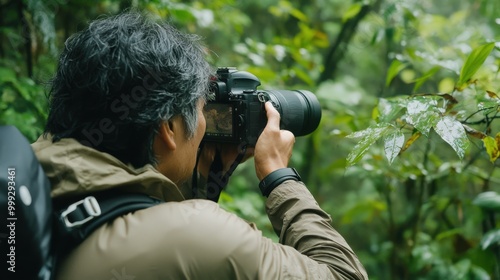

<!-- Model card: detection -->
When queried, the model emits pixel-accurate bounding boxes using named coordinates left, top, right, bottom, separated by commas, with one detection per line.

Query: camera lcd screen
left=203, top=103, right=233, bottom=137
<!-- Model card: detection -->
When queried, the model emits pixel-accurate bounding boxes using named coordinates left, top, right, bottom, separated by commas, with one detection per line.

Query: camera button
left=257, top=92, right=269, bottom=103
left=238, top=115, right=245, bottom=127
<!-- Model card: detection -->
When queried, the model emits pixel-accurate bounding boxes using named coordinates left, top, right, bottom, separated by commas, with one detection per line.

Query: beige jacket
left=32, top=135, right=368, bottom=280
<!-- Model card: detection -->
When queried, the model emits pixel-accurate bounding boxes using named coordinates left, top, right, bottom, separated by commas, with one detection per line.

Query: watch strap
left=259, top=168, right=301, bottom=197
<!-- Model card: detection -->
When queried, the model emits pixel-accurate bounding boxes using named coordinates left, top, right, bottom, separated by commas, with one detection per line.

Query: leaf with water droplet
left=405, top=99, right=440, bottom=136
left=384, top=129, right=405, bottom=164
left=346, top=125, right=390, bottom=166
left=377, top=98, right=406, bottom=123
left=433, top=116, right=469, bottom=159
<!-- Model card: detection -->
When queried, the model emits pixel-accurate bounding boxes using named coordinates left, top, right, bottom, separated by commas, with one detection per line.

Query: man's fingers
left=264, top=102, right=280, bottom=130
left=282, top=130, right=295, bottom=143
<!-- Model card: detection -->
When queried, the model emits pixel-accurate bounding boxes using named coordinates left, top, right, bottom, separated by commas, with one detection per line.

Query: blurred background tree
left=1, top=0, right=499, bottom=279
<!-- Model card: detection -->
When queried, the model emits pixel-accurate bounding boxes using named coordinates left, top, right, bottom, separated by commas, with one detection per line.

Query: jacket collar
left=31, top=135, right=185, bottom=202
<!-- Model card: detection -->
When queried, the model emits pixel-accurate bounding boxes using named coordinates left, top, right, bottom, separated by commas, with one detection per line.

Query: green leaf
left=480, top=229, right=500, bottom=250
left=413, top=66, right=440, bottom=92
left=169, top=7, right=196, bottom=23
left=376, top=98, right=407, bottom=123
left=0, top=67, right=17, bottom=84
left=10, top=78, right=47, bottom=119
left=478, top=100, right=500, bottom=116
left=346, top=125, right=387, bottom=139
left=433, top=116, right=469, bottom=159
left=384, top=129, right=404, bottom=164
left=405, top=98, right=440, bottom=136
left=386, top=60, right=407, bottom=86
left=473, top=191, right=500, bottom=211
left=452, top=259, right=471, bottom=279
left=457, top=42, right=496, bottom=90
left=342, top=3, right=363, bottom=22
left=436, top=228, right=462, bottom=240
left=469, top=265, right=491, bottom=280
left=290, top=8, right=308, bottom=22
left=346, top=125, right=391, bottom=166
left=482, top=135, right=499, bottom=162
left=1, top=88, right=16, bottom=104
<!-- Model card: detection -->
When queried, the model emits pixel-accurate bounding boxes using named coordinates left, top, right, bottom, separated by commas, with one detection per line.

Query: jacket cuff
left=265, top=180, right=319, bottom=238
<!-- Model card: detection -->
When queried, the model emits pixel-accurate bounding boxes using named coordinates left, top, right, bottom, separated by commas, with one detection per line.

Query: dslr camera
left=203, top=67, right=322, bottom=146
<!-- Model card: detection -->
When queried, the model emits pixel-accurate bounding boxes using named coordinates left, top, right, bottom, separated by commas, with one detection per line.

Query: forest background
left=1, top=0, right=500, bottom=279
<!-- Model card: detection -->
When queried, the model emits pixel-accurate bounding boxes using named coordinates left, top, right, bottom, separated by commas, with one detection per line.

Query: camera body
left=203, top=67, right=322, bottom=146
left=203, top=68, right=267, bottom=146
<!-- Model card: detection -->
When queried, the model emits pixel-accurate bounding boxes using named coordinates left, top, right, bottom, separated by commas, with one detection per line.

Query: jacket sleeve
left=260, top=180, right=368, bottom=279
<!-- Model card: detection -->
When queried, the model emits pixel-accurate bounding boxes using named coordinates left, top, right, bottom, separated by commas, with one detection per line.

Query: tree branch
left=18, top=0, right=33, bottom=78
left=317, top=0, right=382, bottom=84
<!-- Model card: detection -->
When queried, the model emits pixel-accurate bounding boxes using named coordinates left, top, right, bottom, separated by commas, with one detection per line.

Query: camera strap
left=192, top=143, right=247, bottom=202
left=207, top=145, right=247, bottom=202
left=191, top=142, right=205, bottom=199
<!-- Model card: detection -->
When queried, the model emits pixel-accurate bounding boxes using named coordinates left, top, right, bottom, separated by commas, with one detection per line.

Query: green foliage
left=474, top=191, right=500, bottom=263
left=341, top=0, right=500, bottom=278
left=0, top=66, right=47, bottom=141
left=346, top=124, right=391, bottom=166
left=457, top=43, right=496, bottom=91
left=474, top=192, right=500, bottom=212
left=349, top=43, right=499, bottom=164
left=481, top=229, right=500, bottom=251
left=483, top=133, right=500, bottom=162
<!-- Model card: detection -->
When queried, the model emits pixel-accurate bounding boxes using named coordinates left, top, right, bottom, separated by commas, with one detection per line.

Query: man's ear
left=157, top=120, right=177, bottom=150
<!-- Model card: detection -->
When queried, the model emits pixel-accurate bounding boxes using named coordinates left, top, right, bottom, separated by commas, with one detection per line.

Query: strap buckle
left=60, top=196, right=102, bottom=228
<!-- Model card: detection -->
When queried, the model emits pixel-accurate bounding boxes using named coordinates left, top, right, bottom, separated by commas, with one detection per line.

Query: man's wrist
left=259, top=168, right=302, bottom=197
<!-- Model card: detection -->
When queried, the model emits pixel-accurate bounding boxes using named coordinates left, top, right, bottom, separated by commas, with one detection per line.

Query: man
left=32, top=11, right=368, bottom=279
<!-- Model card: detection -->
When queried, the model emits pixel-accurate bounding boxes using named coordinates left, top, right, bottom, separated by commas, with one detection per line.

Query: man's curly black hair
left=45, top=11, right=213, bottom=168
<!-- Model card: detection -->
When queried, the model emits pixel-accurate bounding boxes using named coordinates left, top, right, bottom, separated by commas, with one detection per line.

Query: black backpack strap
left=54, top=192, right=162, bottom=251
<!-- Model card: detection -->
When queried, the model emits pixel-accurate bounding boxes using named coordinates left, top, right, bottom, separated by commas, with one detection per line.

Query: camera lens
left=262, top=90, right=322, bottom=136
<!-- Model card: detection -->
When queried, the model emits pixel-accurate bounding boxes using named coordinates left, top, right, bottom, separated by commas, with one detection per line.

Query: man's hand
left=254, top=102, right=295, bottom=181
left=197, top=143, right=254, bottom=179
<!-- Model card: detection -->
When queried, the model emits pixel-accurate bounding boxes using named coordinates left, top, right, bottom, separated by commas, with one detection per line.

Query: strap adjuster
left=60, top=196, right=102, bottom=228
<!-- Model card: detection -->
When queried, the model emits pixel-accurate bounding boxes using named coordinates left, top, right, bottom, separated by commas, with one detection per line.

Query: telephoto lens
left=262, top=89, right=322, bottom=136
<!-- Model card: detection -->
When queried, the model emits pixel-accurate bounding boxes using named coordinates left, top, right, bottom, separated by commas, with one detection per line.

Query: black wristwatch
left=259, top=168, right=302, bottom=197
